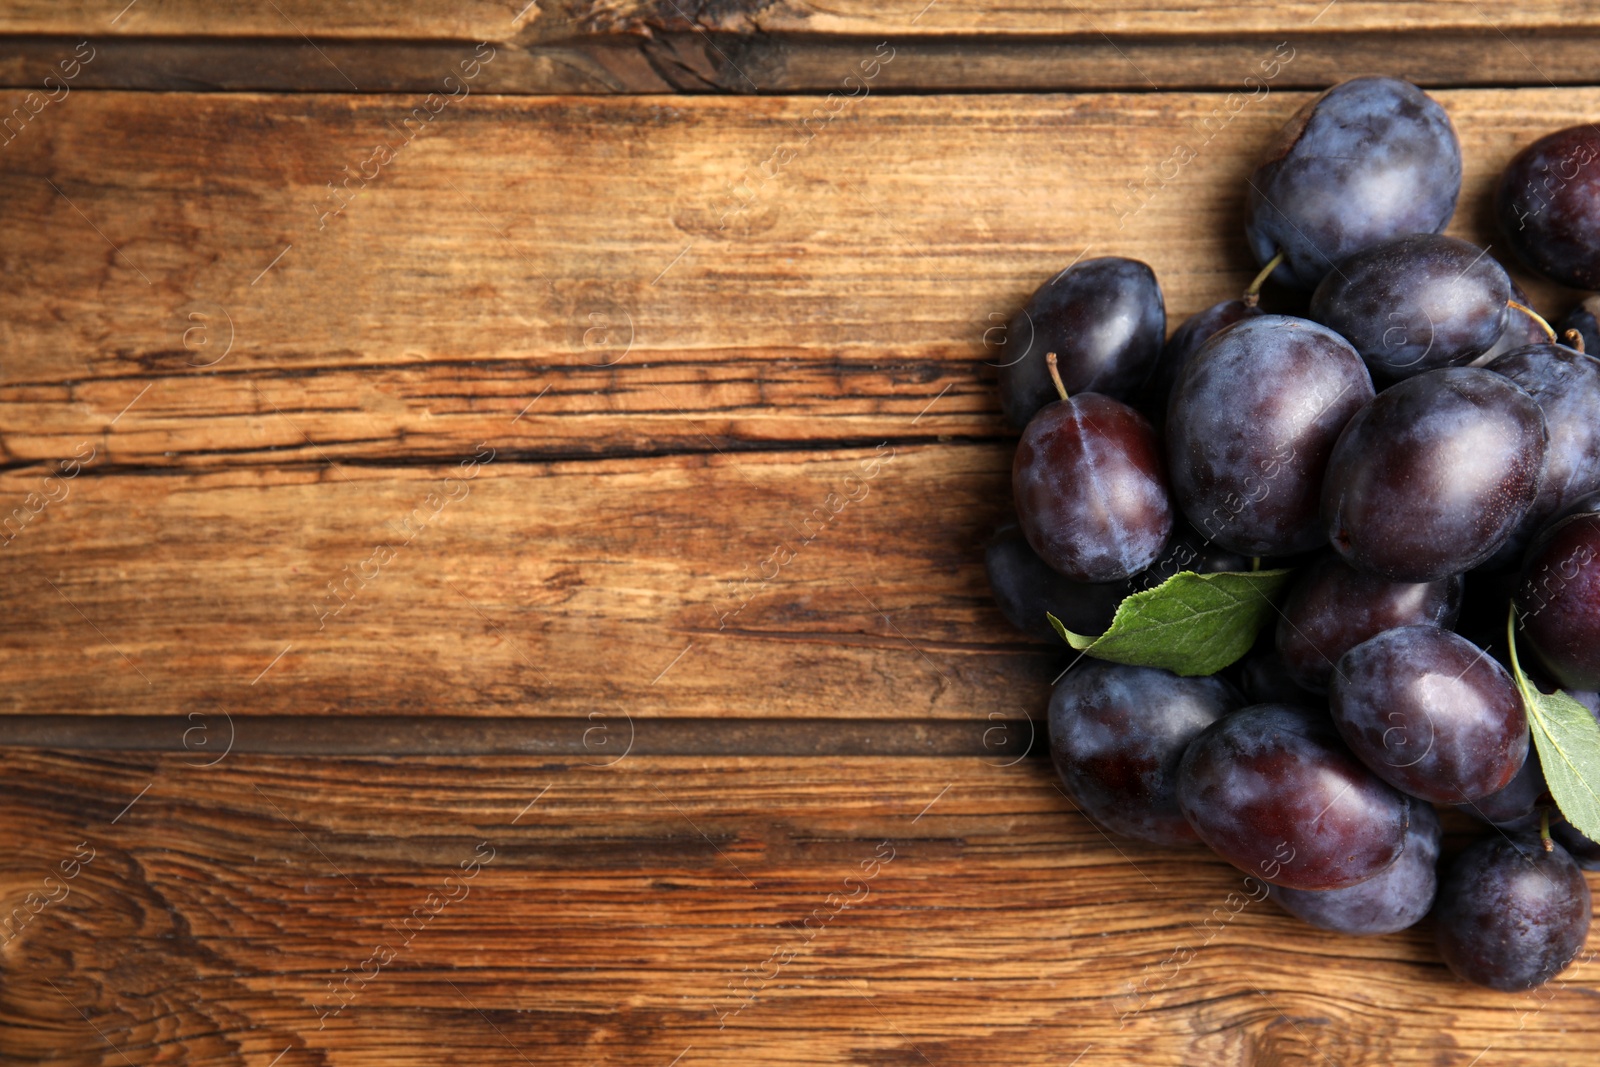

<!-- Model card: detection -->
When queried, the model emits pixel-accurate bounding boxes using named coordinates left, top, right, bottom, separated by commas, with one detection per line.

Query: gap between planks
left=5, top=30, right=1600, bottom=94
left=0, top=433, right=1013, bottom=478
left=0, top=714, right=1042, bottom=758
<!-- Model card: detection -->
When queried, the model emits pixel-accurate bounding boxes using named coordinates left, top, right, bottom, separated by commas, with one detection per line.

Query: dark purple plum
left=1014, top=389, right=1173, bottom=582
left=1330, top=625, right=1527, bottom=803
left=1167, top=316, right=1374, bottom=556
left=1322, top=367, right=1548, bottom=582
left=1436, top=834, right=1592, bottom=991
left=1276, top=554, right=1462, bottom=693
left=1310, top=234, right=1510, bottom=380
left=1176, top=703, right=1410, bottom=890
left=1458, top=743, right=1547, bottom=832
left=1246, top=77, right=1461, bottom=291
left=1496, top=125, right=1600, bottom=289
left=997, top=258, right=1166, bottom=428
left=1269, top=802, right=1440, bottom=936
left=1049, top=661, right=1244, bottom=845
left=1516, top=503, right=1600, bottom=689
left=1140, top=298, right=1263, bottom=424
left=1558, top=295, right=1600, bottom=355
left=1482, top=343, right=1600, bottom=567
left=984, top=524, right=1125, bottom=640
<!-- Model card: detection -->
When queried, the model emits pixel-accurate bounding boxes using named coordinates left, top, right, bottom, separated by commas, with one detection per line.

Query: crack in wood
left=0, top=714, right=1041, bottom=757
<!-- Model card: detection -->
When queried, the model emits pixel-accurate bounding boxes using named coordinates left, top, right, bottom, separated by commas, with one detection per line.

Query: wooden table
left=2, top=4, right=1597, bottom=1064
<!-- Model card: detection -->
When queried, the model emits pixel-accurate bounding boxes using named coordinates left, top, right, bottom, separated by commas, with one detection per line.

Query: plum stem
left=1563, top=328, right=1587, bottom=354
left=1505, top=610, right=1558, bottom=854
left=1508, top=300, right=1558, bottom=344
left=1507, top=604, right=1529, bottom=698
left=1045, top=352, right=1069, bottom=402
left=1243, top=251, right=1284, bottom=307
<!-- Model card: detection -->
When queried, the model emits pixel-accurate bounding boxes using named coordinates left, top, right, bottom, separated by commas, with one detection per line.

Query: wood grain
left=0, top=88, right=1590, bottom=471
left=0, top=0, right=535, bottom=41
left=568, top=0, right=1600, bottom=38
left=3, top=13, right=1596, bottom=1064
left=0, top=34, right=667, bottom=94
left=0, top=750, right=1592, bottom=1066
left=0, top=443, right=1058, bottom=720
left=3, top=0, right=1599, bottom=40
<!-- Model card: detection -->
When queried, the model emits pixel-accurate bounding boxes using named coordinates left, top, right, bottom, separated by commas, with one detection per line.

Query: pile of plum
left=986, top=76, right=1600, bottom=992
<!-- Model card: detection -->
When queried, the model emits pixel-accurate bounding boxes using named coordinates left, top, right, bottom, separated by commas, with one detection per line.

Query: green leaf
left=1508, top=608, right=1600, bottom=842
left=1047, top=568, right=1293, bottom=677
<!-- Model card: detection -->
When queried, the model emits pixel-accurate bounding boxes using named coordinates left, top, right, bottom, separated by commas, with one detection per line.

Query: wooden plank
left=7, top=30, right=1600, bottom=94
left=0, top=1, right=536, bottom=41
left=689, top=0, right=1600, bottom=37
left=0, top=444, right=1058, bottom=720
left=0, top=87, right=1590, bottom=469
left=0, top=750, right=1593, bottom=1065
left=704, top=29, right=1600, bottom=94
left=0, top=35, right=667, bottom=94
left=3, top=0, right=1599, bottom=40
